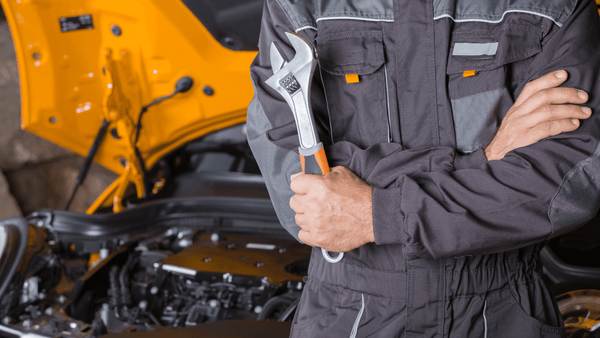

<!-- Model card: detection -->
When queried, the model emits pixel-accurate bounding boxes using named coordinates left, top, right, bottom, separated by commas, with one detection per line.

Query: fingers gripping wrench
left=265, top=32, right=343, bottom=264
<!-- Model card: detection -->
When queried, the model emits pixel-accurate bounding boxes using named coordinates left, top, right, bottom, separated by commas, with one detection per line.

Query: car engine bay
left=0, top=205, right=309, bottom=338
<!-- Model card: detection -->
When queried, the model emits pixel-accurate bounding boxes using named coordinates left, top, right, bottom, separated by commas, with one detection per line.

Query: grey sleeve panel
left=549, top=142, right=600, bottom=235
left=275, top=0, right=394, bottom=30
left=434, top=0, right=578, bottom=26
left=247, top=0, right=318, bottom=242
left=247, top=82, right=303, bottom=242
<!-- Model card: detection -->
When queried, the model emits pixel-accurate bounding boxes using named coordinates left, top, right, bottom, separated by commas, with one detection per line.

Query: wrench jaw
left=284, top=32, right=317, bottom=61
left=270, top=42, right=286, bottom=74
left=266, top=33, right=319, bottom=152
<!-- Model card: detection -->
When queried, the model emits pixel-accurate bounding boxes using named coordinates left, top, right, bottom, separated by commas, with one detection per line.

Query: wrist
left=484, top=143, right=503, bottom=161
left=484, top=146, right=493, bottom=161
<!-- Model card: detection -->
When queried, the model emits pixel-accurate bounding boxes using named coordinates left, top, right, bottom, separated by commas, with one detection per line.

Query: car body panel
left=0, top=0, right=257, bottom=211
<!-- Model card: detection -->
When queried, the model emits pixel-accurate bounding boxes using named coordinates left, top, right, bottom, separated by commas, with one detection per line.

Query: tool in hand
left=265, top=31, right=343, bottom=264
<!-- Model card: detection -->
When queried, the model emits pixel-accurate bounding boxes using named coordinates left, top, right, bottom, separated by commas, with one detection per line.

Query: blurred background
left=0, top=4, right=117, bottom=219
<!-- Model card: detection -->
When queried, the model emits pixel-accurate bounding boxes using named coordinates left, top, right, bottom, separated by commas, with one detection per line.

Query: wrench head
left=284, top=32, right=317, bottom=65
left=268, top=32, right=315, bottom=76
left=265, top=32, right=320, bottom=150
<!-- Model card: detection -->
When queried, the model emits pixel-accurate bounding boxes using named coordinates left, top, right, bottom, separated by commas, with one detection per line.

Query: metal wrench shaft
left=266, top=32, right=343, bottom=264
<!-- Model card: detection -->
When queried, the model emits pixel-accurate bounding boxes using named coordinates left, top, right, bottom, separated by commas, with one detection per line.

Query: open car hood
left=0, top=0, right=257, bottom=176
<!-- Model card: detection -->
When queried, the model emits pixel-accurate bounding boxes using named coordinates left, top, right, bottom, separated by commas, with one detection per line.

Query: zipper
left=318, top=64, right=335, bottom=144
left=349, top=294, right=365, bottom=338
left=384, top=64, right=392, bottom=143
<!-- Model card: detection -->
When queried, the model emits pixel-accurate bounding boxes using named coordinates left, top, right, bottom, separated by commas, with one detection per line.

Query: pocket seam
left=292, top=303, right=361, bottom=331
left=506, top=286, right=565, bottom=334
left=317, top=31, right=384, bottom=75
left=292, top=306, right=337, bottom=329
left=447, top=47, right=541, bottom=74
left=447, top=24, right=542, bottom=74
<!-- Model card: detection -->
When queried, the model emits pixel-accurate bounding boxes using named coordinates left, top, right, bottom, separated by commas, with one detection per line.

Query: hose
left=119, top=261, right=132, bottom=306
left=256, top=294, right=296, bottom=321
left=109, top=266, right=120, bottom=308
left=278, top=297, right=300, bottom=322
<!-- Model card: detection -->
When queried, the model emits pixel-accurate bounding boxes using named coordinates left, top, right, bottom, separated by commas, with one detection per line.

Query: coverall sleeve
left=246, top=0, right=313, bottom=241
left=365, top=0, right=600, bottom=259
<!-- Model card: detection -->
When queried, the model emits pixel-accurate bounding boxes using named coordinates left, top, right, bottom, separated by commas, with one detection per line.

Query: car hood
left=0, top=0, right=256, bottom=175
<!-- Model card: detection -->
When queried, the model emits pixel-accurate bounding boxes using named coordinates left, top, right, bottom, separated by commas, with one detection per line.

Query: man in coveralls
left=247, top=0, right=600, bottom=336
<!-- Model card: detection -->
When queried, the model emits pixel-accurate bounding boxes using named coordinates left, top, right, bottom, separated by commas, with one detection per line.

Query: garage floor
left=0, top=11, right=117, bottom=219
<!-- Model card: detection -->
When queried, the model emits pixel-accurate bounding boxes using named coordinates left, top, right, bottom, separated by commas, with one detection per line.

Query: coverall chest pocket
left=316, top=30, right=389, bottom=148
left=446, top=24, right=543, bottom=154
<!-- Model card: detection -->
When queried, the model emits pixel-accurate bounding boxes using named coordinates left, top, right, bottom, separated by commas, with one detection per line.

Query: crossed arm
left=290, top=70, right=593, bottom=253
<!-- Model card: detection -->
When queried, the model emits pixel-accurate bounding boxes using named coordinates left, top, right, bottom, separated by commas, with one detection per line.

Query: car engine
left=0, top=200, right=309, bottom=338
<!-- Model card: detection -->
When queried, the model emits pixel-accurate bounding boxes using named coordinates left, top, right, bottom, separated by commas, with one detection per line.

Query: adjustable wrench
left=266, top=32, right=343, bottom=264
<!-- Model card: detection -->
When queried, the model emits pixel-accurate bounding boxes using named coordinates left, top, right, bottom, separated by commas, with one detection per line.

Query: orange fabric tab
left=345, top=74, right=359, bottom=83
left=463, top=70, right=477, bottom=77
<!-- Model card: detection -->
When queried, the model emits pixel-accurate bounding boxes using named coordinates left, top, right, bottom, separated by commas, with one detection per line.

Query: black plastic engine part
left=180, top=0, right=263, bottom=51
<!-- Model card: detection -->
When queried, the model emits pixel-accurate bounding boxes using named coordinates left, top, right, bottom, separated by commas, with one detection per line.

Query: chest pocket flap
left=316, top=30, right=389, bottom=147
left=317, top=30, right=384, bottom=75
left=447, top=24, right=542, bottom=75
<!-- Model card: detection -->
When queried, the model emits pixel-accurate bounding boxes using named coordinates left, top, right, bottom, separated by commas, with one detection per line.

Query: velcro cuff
left=373, top=187, right=407, bottom=245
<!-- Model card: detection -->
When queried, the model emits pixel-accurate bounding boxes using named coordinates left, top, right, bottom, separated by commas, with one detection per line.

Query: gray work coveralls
left=247, top=0, right=600, bottom=336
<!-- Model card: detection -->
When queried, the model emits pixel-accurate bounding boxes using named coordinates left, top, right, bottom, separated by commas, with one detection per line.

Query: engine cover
left=157, top=232, right=310, bottom=286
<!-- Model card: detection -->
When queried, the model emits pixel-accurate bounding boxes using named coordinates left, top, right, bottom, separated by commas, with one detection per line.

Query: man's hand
left=485, top=70, right=592, bottom=160
left=290, top=166, right=375, bottom=252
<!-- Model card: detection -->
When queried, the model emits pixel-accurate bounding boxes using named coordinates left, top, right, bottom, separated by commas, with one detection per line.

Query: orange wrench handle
left=300, top=146, right=330, bottom=175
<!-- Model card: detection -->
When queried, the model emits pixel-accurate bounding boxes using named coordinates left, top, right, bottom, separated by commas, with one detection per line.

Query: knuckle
left=314, top=233, right=326, bottom=246
left=522, top=80, right=536, bottom=94
left=537, top=89, right=550, bottom=102
left=538, top=105, right=552, bottom=116
left=549, top=122, right=567, bottom=135
left=289, top=195, right=297, bottom=209
left=536, top=121, right=553, bottom=134
left=298, top=231, right=308, bottom=243
left=566, top=105, right=583, bottom=118
left=316, top=180, right=329, bottom=193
